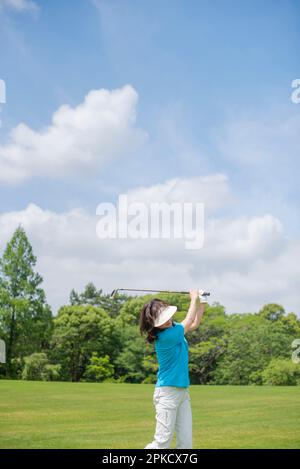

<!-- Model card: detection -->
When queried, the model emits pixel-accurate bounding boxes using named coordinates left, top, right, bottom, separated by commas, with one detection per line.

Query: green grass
left=0, top=380, right=299, bottom=449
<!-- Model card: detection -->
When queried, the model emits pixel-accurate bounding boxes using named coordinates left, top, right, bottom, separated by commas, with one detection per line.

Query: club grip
left=201, top=291, right=210, bottom=296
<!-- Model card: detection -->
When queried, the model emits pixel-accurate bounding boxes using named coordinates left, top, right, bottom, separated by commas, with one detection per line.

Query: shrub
left=261, top=358, right=300, bottom=386
left=22, top=353, right=60, bottom=381
left=83, top=353, right=114, bottom=382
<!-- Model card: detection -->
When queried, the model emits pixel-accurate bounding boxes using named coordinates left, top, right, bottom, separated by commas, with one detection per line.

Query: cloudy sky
left=0, top=0, right=299, bottom=315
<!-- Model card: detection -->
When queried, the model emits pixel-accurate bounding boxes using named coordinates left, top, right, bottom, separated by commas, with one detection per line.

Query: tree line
left=0, top=226, right=300, bottom=385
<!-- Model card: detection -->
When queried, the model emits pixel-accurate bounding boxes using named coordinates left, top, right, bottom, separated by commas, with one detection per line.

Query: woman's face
left=157, top=319, right=173, bottom=330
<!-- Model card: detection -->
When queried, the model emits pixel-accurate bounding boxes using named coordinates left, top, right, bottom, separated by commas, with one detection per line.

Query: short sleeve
left=157, top=322, right=184, bottom=348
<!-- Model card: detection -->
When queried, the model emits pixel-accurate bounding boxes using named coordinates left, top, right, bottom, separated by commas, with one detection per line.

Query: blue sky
left=1, top=0, right=299, bottom=210
left=0, top=0, right=299, bottom=313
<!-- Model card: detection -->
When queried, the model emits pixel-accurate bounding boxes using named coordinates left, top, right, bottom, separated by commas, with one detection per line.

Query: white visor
left=153, top=305, right=177, bottom=328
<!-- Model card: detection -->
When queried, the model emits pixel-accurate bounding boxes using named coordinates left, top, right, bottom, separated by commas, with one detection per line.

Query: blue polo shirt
left=154, top=321, right=189, bottom=388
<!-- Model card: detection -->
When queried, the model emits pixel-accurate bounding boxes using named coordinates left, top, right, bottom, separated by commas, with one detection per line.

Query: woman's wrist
left=198, top=289, right=208, bottom=304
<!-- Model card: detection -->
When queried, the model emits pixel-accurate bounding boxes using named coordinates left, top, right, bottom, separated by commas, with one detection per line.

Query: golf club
left=110, top=288, right=210, bottom=298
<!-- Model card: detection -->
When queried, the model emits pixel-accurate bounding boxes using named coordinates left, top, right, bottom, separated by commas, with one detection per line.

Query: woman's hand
left=189, top=289, right=199, bottom=301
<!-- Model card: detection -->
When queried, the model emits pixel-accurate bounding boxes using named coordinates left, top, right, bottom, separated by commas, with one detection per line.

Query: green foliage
left=141, top=353, right=158, bottom=384
left=187, top=303, right=228, bottom=384
left=261, top=359, right=300, bottom=386
left=117, top=296, right=149, bottom=327
left=83, top=353, right=114, bottom=382
left=189, top=338, right=227, bottom=384
left=0, top=226, right=53, bottom=377
left=258, top=303, right=285, bottom=321
left=51, top=304, right=122, bottom=382
left=22, top=353, right=60, bottom=381
left=69, top=282, right=127, bottom=318
left=8, top=357, right=24, bottom=379
left=114, top=324, right=151, bottom=383
left=211, top=315, right=295, bottom=385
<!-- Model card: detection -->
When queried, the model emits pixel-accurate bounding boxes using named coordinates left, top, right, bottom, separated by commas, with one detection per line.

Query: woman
left=139, top=289, right=207, bottom=449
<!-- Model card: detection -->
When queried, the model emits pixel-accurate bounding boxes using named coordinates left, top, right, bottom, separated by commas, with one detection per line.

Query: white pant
left=145, top=386, right=193, bottom=449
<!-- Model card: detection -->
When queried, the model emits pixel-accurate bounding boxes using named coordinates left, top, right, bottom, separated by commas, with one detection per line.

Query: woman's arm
left=188, top=302, right=206, bottom=331
left=181, top=289, right=200, bottom=334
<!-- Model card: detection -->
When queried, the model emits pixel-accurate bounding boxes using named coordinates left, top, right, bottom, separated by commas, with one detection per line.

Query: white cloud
left=126, top=173, right=232, bottom=213
left=213, top=111, right=300, bottom=241
left=0, top=0, right=39, bottom=12
left=0, top=85, right=148, bottom=184
left=0, top=175, right=298, bottom=315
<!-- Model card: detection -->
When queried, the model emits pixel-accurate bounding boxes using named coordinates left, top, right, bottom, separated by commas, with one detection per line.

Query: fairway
left=0, top=380, right=299, bottom=449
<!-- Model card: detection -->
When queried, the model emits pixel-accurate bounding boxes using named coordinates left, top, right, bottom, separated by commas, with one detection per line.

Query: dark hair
left=139, top=298, right=170, bottom=344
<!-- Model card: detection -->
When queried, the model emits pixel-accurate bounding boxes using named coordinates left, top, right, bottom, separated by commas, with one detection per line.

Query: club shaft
left=113, top=288, right=210, bottom=296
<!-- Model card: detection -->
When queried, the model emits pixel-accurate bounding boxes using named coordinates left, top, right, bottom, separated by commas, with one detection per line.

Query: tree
left=142, top=353, right=158, bottom=384
left=189, top=338, right=227, bottom=384
left=69, top=282, right=127, bottom=318
left=211, top=314, right=295, bottom=385
left=83, top=353, right=114, bottom=382
left=0, top=226, right=52, bottom=377
left=114, top=325, right=149, bottom=383
left=261, top=359, right=300, bottom=386
left=22, top=353, right=60, bottom=381
left=70, top=282, right=103, bottom=306
left=186, top=303, right=228, bottom=384
left=258, top=303, right=285, bottom=322
left=51, top=305, right=122, bottom=381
